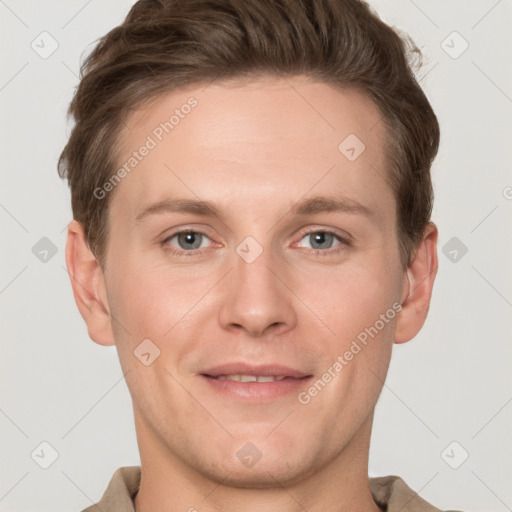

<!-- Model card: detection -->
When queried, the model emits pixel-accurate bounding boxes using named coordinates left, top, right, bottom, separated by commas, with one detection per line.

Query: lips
left=201, top=362, right=311, bottom=380
left=214, top=375, right=287, bottom=382
left=199, top=362, right=313, bottom=401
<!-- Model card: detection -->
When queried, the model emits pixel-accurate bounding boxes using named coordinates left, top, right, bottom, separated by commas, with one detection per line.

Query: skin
left=66, top=75, right=438, bottom=512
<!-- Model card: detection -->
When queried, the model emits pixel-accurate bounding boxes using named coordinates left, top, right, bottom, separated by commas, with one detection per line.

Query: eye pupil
left=311, top=232, right=333, bottom=249
left=178, top=232, right=202, bottom=250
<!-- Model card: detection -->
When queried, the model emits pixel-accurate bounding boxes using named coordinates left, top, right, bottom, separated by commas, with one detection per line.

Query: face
left=99, top=76, right=408, bottom=485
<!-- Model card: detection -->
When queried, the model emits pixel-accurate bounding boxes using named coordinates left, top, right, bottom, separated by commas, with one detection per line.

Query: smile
left=212, top=374, right=288, bottom=382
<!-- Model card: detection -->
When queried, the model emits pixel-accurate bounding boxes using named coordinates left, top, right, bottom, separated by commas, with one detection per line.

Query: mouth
left=207, top=374, right=291, bottom=382
left=200, top=363, right=313, bottom=401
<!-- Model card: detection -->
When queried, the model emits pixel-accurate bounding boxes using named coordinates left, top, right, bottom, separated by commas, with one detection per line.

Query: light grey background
left=1, top=1, right=511, bottom=511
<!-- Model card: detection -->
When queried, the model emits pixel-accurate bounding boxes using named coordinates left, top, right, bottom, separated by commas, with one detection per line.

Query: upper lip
left=201, top=362, right=311, bottom=379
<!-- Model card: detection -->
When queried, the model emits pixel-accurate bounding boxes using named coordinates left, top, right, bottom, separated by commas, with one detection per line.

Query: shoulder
left=80, top=466, right=141, bottom=512
left=369, top=475, right=464, bottom=512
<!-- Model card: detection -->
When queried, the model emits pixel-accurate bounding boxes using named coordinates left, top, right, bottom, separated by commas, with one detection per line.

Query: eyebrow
left=135, top=195, right=374, bottom=223
left=290, top=195, right=373, bottom=217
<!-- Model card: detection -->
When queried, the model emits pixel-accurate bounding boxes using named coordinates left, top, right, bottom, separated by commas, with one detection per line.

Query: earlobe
left=394, top=222, right=438, bottom=344
left=65, top=220, right=115, bottom=346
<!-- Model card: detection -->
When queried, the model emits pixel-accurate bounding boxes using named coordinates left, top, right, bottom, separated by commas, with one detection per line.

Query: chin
left=191, top=444, right=319, bottom=489
left=203, top=462, right=309, bottom=489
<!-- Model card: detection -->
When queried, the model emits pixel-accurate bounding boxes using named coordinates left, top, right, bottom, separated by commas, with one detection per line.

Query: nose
left=217, top=246, right=297, bottom=338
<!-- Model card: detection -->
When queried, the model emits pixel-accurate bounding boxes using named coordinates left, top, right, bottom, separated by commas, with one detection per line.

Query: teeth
left=256, top=376, right=277, bottom=382
left=215, top=374, right=288, bottom=382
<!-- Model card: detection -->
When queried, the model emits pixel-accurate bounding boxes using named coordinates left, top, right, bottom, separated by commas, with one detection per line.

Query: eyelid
left=293, top=226, right=352, bottom=244
left=161, top=228, right=217, bottom=252
left=290, top=227, right=351, bottom=256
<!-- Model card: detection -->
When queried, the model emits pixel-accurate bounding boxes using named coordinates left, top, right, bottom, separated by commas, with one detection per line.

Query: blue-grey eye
left=169, top=231, right=209, bottom=250
left=311, top=232, right=333, bottom=249
left=298, top=231, right=341, bottom=250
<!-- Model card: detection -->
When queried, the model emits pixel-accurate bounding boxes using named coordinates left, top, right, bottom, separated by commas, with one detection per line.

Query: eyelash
left=160, top=228, right=351, bottom=258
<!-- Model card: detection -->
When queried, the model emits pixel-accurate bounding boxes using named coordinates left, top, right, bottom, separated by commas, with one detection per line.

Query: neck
left=133, top=412, right=382, bottom=512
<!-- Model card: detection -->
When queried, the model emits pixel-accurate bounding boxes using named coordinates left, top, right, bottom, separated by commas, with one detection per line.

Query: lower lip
left=201, top=375, right=313, bottom=401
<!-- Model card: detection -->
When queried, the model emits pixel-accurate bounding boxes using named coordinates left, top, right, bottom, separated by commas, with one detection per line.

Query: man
left=59, top=0, right=458, bottom=510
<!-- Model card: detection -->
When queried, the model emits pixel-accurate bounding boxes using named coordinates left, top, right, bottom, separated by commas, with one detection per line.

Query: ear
left=65, top=220, right=115, bottom=346
left=394, top=222, right=438, bottom=344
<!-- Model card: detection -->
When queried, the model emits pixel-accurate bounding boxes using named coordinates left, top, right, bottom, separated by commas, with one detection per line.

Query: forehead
left=111, top=75, right=392, bottom=223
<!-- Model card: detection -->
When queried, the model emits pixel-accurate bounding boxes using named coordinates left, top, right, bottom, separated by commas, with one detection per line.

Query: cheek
left=301, top=272, right=398, bottom=429
left=105, top=255, right=220, bottom=352
left=303, top=260, right=401, bottom=340
left=300, top=262, right=400, bottom=397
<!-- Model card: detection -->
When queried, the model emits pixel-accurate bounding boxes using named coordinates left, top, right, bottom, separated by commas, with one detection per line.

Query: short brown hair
left=58, top=0, right=439, bottom=268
